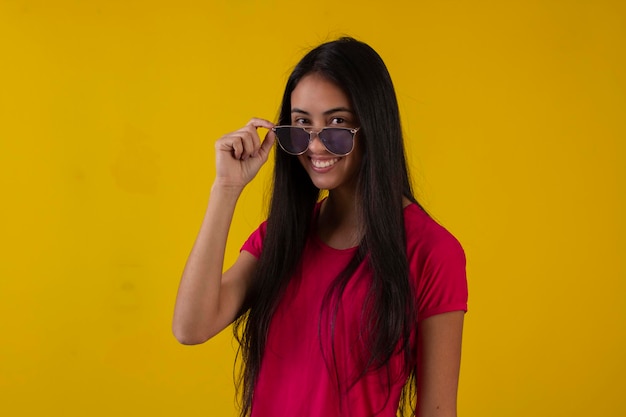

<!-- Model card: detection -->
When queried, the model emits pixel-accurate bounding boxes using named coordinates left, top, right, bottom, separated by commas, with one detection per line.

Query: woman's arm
left=172, top=118, right=275, bottom=345
left=416, top=311, right=465, bottom=417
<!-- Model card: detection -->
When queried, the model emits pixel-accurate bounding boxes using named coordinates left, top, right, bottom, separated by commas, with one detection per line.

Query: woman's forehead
left=290, top=74, right=352, bottom=114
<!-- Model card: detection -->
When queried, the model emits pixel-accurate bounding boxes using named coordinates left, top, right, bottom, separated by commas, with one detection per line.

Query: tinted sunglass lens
left=320, top=129, right=354, bottom=155
left=276, top=128, right=309, bottom=154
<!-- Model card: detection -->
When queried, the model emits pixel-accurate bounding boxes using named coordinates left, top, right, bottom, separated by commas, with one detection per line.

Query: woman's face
left=290, top=73, right=363, bottom=193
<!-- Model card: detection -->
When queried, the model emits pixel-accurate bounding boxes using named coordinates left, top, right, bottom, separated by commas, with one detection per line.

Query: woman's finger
left=238, top=128, right=259, bottom=159
left=258, top=129, right=276, bottom=161
left=224, top=135, right=244, bottom=160
left=245, top=117, right=274, bottom=130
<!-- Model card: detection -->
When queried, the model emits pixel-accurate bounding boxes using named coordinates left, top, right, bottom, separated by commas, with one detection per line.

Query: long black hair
left=233, top=37, right=420, bottom=416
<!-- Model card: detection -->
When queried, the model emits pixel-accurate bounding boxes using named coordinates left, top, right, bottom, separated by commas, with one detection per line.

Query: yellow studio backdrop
left=0, top=0, right=624, bottom=416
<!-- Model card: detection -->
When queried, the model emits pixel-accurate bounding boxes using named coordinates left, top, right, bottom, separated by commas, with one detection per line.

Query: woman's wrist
left=211, top=179, right=245, bottom=196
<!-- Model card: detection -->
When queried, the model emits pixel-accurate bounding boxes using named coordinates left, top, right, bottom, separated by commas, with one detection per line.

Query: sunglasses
left=271, top=126, right=360, bottom=156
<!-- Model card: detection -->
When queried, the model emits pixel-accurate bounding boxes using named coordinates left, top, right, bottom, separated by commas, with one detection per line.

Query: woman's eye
left=293, top=118, right=310, bottom=125
left=330, top=117, right=346, bottom=125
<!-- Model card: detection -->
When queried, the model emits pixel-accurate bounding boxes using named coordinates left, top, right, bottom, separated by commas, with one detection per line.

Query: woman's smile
left=310, top=157, right=340, bottom=170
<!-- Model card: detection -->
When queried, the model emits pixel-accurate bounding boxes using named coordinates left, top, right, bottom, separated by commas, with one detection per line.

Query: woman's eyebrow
left=291, top=107, right=354, bottom=115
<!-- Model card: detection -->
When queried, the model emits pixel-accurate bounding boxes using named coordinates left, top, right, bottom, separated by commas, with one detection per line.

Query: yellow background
left=1, top=0, right=624, bottom=416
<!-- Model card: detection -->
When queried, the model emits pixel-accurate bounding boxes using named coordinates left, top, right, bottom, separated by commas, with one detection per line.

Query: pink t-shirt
left=241, top=203, right=468, bottom=416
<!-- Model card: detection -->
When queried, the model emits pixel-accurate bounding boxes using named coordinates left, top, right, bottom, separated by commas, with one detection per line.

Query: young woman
left=173, top=37, right=468, bottom=417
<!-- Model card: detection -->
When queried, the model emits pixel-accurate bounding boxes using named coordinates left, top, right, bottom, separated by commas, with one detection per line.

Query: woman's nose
left=307, top=131, right=326, bottom=153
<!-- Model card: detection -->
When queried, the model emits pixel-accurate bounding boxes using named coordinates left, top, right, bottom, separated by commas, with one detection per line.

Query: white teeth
left=311, top=158, right=339, bottom=168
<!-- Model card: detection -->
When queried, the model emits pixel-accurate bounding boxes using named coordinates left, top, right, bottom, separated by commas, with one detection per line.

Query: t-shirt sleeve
left=408, top=218, right=468, bottom=321
left=240, top=221, right=268, bottom=259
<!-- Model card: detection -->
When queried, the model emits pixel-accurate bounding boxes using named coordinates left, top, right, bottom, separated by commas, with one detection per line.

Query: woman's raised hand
left=214, top=118, right=276, bottom=189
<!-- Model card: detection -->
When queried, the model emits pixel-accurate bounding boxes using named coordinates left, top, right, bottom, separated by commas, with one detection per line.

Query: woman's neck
left=316, top=190, right=362, bottom=250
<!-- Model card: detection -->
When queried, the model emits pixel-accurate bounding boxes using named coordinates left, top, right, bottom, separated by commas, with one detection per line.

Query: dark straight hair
left=234, top=37, right=421, bottom=416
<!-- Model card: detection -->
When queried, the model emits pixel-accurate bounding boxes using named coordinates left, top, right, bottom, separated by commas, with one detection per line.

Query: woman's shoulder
left=240, top=220, right=268, bottom=259
left=403, top=203, right=465, bottom=259
left=403, top=204, right=468, bottom=318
